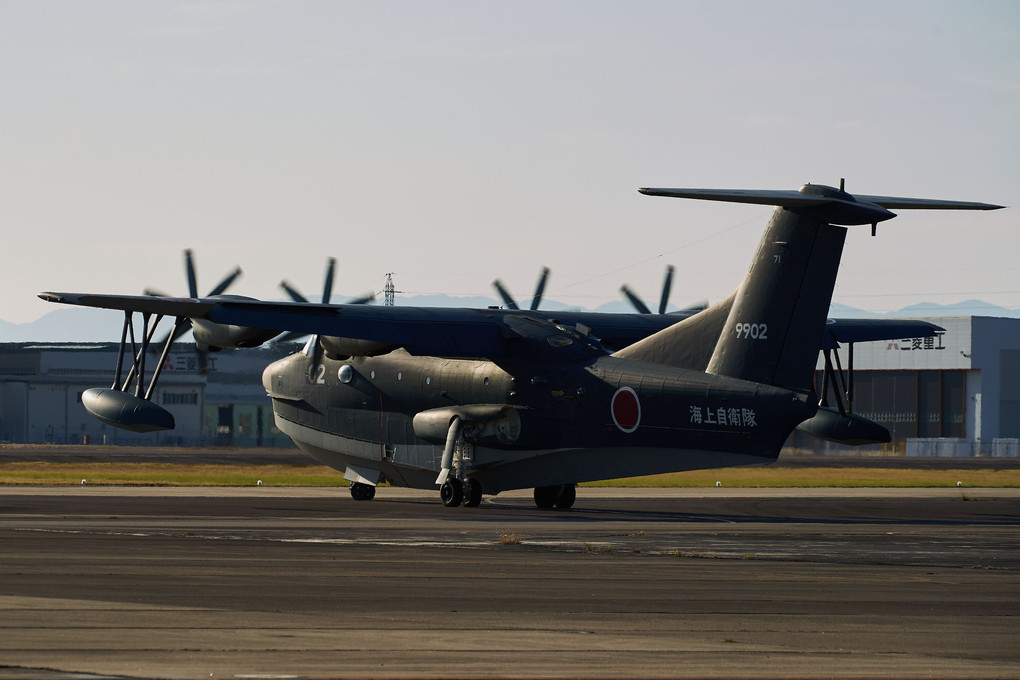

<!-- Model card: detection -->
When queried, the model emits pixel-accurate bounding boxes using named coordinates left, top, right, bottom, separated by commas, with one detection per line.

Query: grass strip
left=0, top=462, right=343, bottom=487
left=0, top=462, right=1017, bottom=487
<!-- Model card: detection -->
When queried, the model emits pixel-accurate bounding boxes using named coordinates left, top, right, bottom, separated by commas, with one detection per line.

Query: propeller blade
left=197, top=345, right=209, bottom=375
left=274, top=330, right=308, bottom=344
left=492, top=280, right=519, bottom=310
left=321, top=257, right=336, bottom=305
left=150, top=316, right=194, bottom=354
left=282, top=258, right=372, bottom=309
left=184, top=249, right=198, bottom=298
left=658, top=265, right=675, bottom=315
left=346, top=293, right=375, bottom=306
left=620, top=285, right=652, bottom=315
left=207, top=266, right=242, bottom=297
left=530, top=267, right=550, bottom=311
left=169, top=318, right=194, bottom=344
left=678, top=299, right=709, bottom=314
left=301, top=334, right=324, bottom=366
left=280, top=280, right=308, bottom=304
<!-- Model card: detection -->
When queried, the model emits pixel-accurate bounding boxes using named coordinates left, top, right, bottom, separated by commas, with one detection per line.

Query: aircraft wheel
left=463, top=478, right=483, bottom=507
left=555, top=484, right=576, bottom=509
left=440, top=478, right=463, bottom=507
left=350, top=482, right=374, bottom=501
left=533, top=485, right=559, bottom=508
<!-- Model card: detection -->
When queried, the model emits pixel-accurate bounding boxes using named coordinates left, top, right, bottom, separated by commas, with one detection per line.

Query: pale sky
left=2, top=0, right=1018, bottom=326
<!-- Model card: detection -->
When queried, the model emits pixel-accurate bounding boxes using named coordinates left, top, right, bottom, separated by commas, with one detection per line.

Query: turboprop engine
left=319, top=335, right=400, bottom=358
left=190, top=300, right=280, bottom=350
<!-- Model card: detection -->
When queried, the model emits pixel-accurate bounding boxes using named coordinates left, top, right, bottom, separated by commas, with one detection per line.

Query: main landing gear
left=438, top=480, right=577, bottom=509
left=440, top=477, right=483, bottom=508
left=533, top=484, right=576, bottom=509
left=349, top=482, right=376, bottom=501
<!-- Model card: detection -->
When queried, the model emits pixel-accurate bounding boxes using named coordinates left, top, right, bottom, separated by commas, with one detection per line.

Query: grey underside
left=277, top=414, right=773, bottom=494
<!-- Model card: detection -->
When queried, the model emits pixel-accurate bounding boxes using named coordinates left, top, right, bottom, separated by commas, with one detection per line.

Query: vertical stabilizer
left=706, top=208, right=845, bottom=390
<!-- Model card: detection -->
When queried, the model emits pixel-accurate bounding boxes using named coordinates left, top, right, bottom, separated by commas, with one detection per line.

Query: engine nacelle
left=191, top=318, right=280, bottom=350
left=413, top=404, right=523, bottom=447
left=320, top=335, right=401, bottom=358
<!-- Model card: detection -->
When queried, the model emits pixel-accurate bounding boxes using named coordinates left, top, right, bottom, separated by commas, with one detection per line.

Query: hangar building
left=806, top=316, right=1020, bottom=455
left=0, top=343, right=298, bottom=446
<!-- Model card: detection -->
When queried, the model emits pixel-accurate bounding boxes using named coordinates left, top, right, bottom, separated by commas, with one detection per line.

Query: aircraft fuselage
left=263, top=348, right=815, bottom=494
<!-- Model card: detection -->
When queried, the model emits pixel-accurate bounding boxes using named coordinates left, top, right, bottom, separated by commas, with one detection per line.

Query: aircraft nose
left=262, top=354, right=303, bottom=400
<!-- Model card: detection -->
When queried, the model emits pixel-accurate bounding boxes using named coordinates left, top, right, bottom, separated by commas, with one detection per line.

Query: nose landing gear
left=440, top=478, right=463, bottom=507
left=440, top=477, right=483, bottom=507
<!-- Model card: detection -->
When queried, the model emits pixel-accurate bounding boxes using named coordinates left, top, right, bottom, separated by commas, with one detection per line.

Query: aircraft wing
left=38, top=293, right=219, bottom=319
left=820, top=319, right=943, bottom=350
left=41, top=292, right=513, bottom=358
left=39, top=291, right=678, bottom=359
left=39, top=292, right=945, bottom=359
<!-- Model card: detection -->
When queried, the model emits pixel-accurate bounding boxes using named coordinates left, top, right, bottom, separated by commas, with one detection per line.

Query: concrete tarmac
left=1, top=485, right=1018, bottom=679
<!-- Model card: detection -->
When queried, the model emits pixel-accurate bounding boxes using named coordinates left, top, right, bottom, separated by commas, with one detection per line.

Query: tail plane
left=618, top=182, right=1003, bottom=392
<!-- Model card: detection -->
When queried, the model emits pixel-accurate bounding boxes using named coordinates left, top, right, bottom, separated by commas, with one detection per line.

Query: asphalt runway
left=1, top=486, right=1019, bottom=679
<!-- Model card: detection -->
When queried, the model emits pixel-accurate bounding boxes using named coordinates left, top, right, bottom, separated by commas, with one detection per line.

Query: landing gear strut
left=437, top=417, right=487, bottom=508
left=534, top=484, right=576, bottom=509
left=350, top=482, right=376, bottom=501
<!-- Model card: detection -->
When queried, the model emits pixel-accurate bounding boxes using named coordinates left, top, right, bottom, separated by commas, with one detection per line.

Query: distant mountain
left=4, top=297, right=1018, bottom=343
left=829, top=299, right=1020, bottom=320
left=826, top=303, right=884, bottom=319
left=894, top=299, right=1020, bottom=318
left=1, top=307, right=126, bottom=343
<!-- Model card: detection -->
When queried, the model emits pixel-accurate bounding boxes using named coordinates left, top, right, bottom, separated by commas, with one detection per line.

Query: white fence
left=906, top=438, right=1020, bottom=458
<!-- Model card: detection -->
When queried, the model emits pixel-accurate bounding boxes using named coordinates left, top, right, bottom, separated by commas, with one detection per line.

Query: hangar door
left=1002, top=350, right=1020, bottom=439
left=816, top=369, right=966, bottom=441
left=28, top=384, right=67, bottom=443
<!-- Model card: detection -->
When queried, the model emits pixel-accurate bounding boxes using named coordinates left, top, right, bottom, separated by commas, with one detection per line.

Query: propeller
left=620, top=265, right=675, bottom=315
left=280, top=257, right=374, bottom=307
left=493, top=267, right=550, bottom=311
left=146, top=249, right=243, bottom=346
left=276, top=258, right=374, bottom=344
left=281, top=257, right=336, bottom=305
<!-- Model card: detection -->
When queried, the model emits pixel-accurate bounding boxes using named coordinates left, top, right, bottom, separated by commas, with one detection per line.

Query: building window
left=162, top=392, right=198, bottom=406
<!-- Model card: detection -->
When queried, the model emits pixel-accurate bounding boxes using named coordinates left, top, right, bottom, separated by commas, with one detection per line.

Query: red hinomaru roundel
left=610, top=386, right=641, bottom=433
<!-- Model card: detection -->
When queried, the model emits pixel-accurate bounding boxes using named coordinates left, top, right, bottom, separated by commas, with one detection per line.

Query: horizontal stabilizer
left=640, top=185, right=1003, bottom=227
left=639, top=186, right=1004, bottom=211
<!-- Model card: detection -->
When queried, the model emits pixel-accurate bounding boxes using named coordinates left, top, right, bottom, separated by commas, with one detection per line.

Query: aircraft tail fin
left=617, top=183, right=1002, bottom=391
left=704, top=206, right=845, bottom=390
